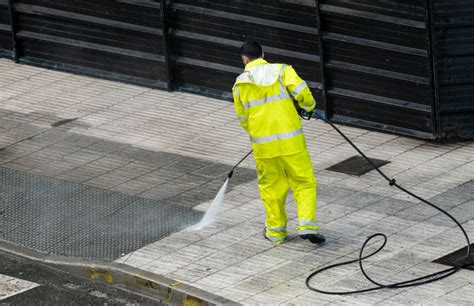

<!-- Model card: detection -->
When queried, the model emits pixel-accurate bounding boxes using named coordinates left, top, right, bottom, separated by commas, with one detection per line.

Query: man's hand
left=298, top=108, right=313, bottom=120
left=293, top=100, right=316, bottom=120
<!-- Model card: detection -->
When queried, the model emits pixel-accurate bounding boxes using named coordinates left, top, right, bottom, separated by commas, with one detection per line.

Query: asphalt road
left=0, top=250, right=164, bottom=305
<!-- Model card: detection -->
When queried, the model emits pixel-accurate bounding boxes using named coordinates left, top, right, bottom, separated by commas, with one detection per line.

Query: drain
left=326, top=155, right=389, bottom=176
left=433, top=244, right=474, bottom=271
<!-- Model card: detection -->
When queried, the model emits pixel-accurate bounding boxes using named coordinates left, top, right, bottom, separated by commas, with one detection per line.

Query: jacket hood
left=235, top=59, right=281, bottom=87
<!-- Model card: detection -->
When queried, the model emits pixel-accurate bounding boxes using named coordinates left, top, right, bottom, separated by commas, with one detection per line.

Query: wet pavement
left=1, top=166, right=203, bottom=259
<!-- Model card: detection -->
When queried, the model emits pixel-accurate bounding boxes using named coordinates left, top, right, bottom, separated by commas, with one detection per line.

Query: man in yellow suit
left=233, top=41, right=325, bottom=244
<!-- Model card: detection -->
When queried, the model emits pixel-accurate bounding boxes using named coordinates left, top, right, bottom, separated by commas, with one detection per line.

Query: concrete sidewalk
left=1, top=58, right=473, bottom=305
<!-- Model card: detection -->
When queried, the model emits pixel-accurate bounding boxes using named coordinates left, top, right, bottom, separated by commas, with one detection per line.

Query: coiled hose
left=305, top=111, right=472, bottom=294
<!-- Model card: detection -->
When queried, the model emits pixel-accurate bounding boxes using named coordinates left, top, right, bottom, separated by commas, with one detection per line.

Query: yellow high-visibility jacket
left=232, top=58, right=316, bottom=158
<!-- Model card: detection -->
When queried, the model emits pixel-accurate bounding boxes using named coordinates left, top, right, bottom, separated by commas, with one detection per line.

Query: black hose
left=306, top=112, right=472, bottom=294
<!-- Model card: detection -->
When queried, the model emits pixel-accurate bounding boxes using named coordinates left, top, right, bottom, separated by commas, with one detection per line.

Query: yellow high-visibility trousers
left=255, top=150, right=318, bottom=243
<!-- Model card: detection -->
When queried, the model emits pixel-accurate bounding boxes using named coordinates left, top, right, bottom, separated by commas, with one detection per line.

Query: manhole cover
left=326, top=155, right=389, bottom=176
left=433, top=244, right=474, bottom=271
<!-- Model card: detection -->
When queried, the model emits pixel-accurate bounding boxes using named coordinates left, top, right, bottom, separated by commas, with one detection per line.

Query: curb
left=0, top=240, right=239, bottom=305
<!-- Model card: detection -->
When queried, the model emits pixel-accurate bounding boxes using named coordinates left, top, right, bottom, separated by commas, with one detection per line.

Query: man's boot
left=301, top=233, right=325, bottom=244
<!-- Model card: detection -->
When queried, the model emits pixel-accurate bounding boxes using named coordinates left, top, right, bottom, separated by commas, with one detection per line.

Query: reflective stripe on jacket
left=232, top=58, right=316, bottom=158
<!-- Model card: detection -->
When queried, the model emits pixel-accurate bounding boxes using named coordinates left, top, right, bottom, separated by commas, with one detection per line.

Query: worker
left=232, top=40, right=325, bottom=244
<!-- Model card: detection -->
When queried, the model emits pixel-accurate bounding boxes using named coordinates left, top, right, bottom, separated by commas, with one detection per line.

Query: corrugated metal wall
left=170, top=0, right=323, bottom=106
left=0, top=0, right=473, bottom=140
left=432, top=0, right=474, bottom=139
left=0, top=0, right=13, bottom=58
left=319, top=0, right=435, bottom=138
left=1, top=0, right=170, bottom=88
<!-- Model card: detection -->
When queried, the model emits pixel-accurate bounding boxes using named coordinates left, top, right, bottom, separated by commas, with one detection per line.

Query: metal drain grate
left=0, top=167, right=203, bottom=260
left=433, top=244, right=474, bottom=271
left=326, top=155, right=389, bottom=176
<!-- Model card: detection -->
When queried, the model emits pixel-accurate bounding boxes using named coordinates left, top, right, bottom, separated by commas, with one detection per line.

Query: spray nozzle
left=227, top=170, right=234, bottom=178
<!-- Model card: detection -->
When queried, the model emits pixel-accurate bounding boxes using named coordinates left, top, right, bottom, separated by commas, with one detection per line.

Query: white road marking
left=0, top=274, right=40, bottom=300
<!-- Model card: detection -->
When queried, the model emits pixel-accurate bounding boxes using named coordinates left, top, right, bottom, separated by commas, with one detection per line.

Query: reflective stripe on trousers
left=265, top=233, right=285, bottom=243
left=298, top=229, right=319, bottom=235
left=297, top=219, right=318, bottom=235
left=299, top=220, right=317, bottom=227
left=266, top=224, right=286, bottom=232
left=265, top=224, right=286, bottom=243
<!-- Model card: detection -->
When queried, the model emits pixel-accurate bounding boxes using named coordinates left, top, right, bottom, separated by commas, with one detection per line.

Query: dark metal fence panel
left=0, top=0, right=472, bottom=140
left=169, top=0, right=323, bottom=106
left=11, top=0, right=168, bottom=88
left=433, top=0, right=474, bottom=139
left=319, top=0, right=435, bottom=139
left=0, top=0, right=13, bottom=57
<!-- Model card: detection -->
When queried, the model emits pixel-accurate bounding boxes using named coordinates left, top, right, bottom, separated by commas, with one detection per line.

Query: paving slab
left=0, top=58, right=473, bottom=305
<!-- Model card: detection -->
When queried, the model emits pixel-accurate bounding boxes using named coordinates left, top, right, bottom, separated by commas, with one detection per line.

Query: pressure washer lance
left=298, top=109, right=472, bottom=294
